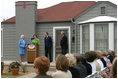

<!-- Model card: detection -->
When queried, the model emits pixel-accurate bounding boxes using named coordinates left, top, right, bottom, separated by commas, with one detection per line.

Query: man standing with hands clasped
left=60, top=31, right=68, bottom=55
left=44, top=32, right=52, bottom=62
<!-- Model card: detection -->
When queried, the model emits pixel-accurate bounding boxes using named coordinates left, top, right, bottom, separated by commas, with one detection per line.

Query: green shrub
left=10, top=61, right=21, bottom=69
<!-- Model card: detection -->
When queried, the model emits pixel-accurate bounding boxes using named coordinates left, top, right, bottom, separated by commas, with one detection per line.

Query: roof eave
left=1, top=22, right=15, bottom=24
left=78, top=21, right=117, bottom=24
left=1, top=19, right=72, bottom=24
left=36, top=19, right=71, bottom=23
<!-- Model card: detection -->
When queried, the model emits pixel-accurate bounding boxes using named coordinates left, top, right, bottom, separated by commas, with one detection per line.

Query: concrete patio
left=2, top=61, right=56, bottom=78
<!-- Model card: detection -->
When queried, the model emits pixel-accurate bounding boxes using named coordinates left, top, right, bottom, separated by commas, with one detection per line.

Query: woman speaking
left=32, top=34, right=40, bottom=45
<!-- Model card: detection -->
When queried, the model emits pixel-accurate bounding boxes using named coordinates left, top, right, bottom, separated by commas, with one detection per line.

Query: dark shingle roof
left=2, top=1, right=96, bottom=23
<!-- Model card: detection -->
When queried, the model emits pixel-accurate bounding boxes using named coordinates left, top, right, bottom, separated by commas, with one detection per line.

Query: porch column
left=108, top=23, right=114, bottom=50
left=80, top=25, right=82, bottom=54
left=89, top=23, right=94, bottom=50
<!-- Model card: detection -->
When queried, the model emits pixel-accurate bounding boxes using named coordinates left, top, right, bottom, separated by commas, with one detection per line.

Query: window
left=82, top=24, right=89, bottom=53
left=95, top=23, right=108, bottom=50
left=114, top=23, right=117, bottom=53
left=101, top=7, right=105, bottom=14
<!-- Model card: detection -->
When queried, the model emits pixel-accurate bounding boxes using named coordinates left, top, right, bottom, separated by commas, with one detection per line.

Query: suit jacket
left=44, top=36, right=52, bottom=47
left=18, top=39, right=27, bottom=55
left=69, top=67, right=80, bottom=78
left=74, top=64, right=87, bottom=78
left=60, top=35, right=68, bottom=49
left=82, top=62, right=92, bottom=75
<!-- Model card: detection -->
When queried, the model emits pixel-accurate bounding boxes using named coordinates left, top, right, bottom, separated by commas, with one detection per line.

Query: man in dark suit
left=60, top=31, right=68, bottom=55
left=44, top=32, right=52, bottom=62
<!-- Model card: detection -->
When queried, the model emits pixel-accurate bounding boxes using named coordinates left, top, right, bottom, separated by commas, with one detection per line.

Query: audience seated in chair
left=85, top=51, right=97, bottom=73
left=52, top=54, right=72, bottom=78
left=74, top=54, right=87, bottom=78
left=101, top=50, right=111, bottom=66
left=81, top=54, right=92, bottom=76
left=65, top=53, right=80, bottom=78
left=95, top=50, right=104, bottom=70
left=34, top=56, right=52, bottom=78
left=107, top=50, right=116, bottom=63
left=99, top=58, right=117, bottom=78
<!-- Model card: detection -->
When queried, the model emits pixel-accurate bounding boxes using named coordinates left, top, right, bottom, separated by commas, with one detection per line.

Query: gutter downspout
left=71, top=18, right=77, bottom=53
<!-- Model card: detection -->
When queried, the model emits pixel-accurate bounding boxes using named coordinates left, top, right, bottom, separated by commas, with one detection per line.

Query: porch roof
left=78, top=16, right=117, bottom=24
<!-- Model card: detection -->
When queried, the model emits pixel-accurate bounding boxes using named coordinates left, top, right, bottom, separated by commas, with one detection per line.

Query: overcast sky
left=0, top=0, right=117, bottom=21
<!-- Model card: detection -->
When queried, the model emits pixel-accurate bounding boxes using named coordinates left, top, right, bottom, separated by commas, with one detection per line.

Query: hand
left=105, top=71, right=112, bottom=77
left=99, top=71, right=109, bottom=78
left=107, top=64, right=112, bottom=70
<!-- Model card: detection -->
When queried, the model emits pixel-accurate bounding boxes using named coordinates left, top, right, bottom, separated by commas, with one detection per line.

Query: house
left=1, top=1, right=117, bottom=61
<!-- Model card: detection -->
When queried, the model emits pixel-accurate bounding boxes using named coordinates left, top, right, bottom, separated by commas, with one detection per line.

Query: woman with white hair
left=18, top=34, right=27, bottom=62
left=65, top=53, right=80, bottom=78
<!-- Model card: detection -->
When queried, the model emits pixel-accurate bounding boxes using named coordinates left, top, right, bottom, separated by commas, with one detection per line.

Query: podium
left=27, top=44, right=39, bottom=63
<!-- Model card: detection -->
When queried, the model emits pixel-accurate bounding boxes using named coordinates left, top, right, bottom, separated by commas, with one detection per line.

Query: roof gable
left=2, top=1, right=96, bottom=23
left=74, top=1, right=117, bottom=20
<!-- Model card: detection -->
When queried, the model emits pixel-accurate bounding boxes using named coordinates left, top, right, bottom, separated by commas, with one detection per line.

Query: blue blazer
left=44, top=36, right=52, bottom=47
left=18, top=39, right=27, bottom=55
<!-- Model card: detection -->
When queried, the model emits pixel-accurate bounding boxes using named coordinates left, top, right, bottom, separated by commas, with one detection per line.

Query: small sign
left=28, top=44, right=35, bottom=49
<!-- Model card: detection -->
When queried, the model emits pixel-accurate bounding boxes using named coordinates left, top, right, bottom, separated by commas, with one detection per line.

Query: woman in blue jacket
left=18, top=35, right=27, bottom=62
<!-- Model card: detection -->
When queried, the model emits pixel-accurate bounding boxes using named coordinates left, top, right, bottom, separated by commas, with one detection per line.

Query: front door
left=55, top=30, right=68, bottom=56
left=53, top=27, right=71, bottom=61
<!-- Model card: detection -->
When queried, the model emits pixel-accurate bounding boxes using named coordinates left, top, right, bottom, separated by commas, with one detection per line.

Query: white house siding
left=1, top=23, right=17, bottom=61
left=36, top=22, right=75, bottom=56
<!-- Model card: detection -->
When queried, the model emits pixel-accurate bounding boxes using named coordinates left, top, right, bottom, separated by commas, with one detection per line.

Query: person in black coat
left=44, top=32, right=52, bottom=62
left=107, top=51, right=116, bottom=63
left=65, top=54, right=80, bottom=78
left=81, top=56, right=92, bottom=76
left=60, top=31, right=68, bottom=55
left=100, top=58, right=106, bottom=67
left=74, top=54, right=87, bottom=78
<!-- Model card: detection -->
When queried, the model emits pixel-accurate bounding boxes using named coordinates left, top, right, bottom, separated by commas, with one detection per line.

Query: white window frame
left=80, top=25, right=82, bottom=54
left=114, top=23, right=117, bottom=53
left=108, top=23, right=114, bottom=50
left=53, top=26, right=71, bottom=61
left=90, top=24, right=94, bottom=50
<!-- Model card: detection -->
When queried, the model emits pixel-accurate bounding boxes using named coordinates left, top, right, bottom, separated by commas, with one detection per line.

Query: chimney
left=15, top=1, right=37, bottom=61
left=16, top=1, right=37, bottom=43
